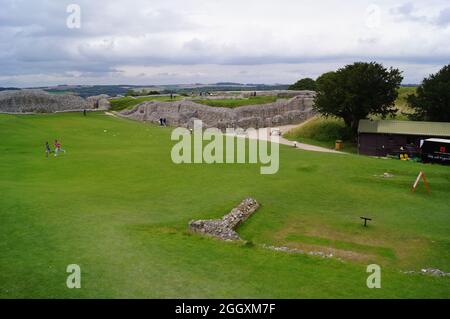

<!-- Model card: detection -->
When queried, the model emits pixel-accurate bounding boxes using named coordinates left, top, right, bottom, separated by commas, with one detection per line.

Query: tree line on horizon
left=289, top=63, right=450, bottom=137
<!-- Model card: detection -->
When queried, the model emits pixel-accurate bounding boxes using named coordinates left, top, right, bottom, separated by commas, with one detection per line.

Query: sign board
left=412, top=171, right=430, bottom=193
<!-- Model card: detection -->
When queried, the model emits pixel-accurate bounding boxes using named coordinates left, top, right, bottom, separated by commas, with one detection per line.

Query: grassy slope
left=393, top=86, right=417, bottom=118
left=110, top=96, right=281, bottom=112
left=284, top=117, right=356, bottom=153
left=0, top=112, right=449, bottom=298
left=284, top=87, right=418, bottom=152
left=195, top=96, right=281, bottom=108
left=110, top=96, right=182, bottom=111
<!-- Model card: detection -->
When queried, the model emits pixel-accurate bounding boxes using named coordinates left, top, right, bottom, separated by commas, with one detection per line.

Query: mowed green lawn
left=0, top=112, right=449, bottom=298
left=195, top=96, right=282, bottom=108
left=110, top=95, right=183, bottom=111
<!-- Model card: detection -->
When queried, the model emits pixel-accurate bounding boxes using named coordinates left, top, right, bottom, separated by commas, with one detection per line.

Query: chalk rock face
left=189, top=198, right=260, bottom=241
left=86, top=94, right=111, bottom=110
left=119, top=91, right=316, bottom=129
left=0, top=89, right=92, bottom=113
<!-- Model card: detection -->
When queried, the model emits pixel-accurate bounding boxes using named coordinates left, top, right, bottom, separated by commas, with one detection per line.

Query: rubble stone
left=189, top=198, right=260, bottom=241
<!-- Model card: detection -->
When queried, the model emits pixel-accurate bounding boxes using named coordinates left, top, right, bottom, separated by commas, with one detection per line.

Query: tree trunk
left=342, top=115, right=361, bottom=142
left=351, top=120, right=359, bottom=142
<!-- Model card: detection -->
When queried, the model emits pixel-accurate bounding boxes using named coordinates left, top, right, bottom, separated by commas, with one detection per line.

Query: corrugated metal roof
left=426, top=138, right=450, bottom=143
left=358, top=119, right=450, bottom=137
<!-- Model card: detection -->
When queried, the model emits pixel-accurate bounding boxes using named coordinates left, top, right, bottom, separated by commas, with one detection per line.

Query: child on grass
left=54, top=140, right=66, bottom=157
left=45, top=142, right=51, bottom=158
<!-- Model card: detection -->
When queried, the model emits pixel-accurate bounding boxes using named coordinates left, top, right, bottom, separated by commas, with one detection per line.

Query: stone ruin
left=119, top=91, right=316, bottom=130
left=0, top=89, right=110, bottom=113
left=189, top=198, right=260, bottom=241
left=86, top=94, right=111, bottom=110
left=402, top=268, right=450, bottom=277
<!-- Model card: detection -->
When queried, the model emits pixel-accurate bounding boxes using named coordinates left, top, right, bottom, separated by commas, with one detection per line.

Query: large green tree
left=314, top=62, right=403, bottom=136
left=288, top=78, right=316, bottom=91
left=407, top=64, right=450, bottom=122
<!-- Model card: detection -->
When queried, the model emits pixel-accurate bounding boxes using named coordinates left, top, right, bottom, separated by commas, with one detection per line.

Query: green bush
left=288, top=78, right=316, bottom=91
left=407, top=64, right=450, bottom=121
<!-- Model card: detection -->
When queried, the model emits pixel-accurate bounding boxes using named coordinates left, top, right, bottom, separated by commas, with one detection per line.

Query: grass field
left=110, top=96, right=182, bottom=111
left=110, top=95, right=282, bottom=111
left=394, top=86, right=417, bottom=118
left=195, top=96, right=282, bottom=108
left=0, top=112, right=449, bottom=298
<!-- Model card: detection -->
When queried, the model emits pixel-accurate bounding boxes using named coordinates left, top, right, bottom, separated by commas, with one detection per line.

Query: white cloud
left=0, top=0, right=449, bottom=87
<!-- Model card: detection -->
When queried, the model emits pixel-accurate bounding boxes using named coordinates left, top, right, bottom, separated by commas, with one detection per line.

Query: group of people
left=398, top=144, right=421, bottom=161
left=159, top=118, right=168, bottom=126
left=45, top=140, right=66, bottom=158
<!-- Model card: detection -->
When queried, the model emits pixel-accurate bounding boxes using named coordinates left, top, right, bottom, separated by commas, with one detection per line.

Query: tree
left=288, top=78, right=316, bottom=91
left=407, top=64, right=450, bottom=122
left=126, top=89, right=137, bottom=97
left=314, top=62, right=403, bottom=136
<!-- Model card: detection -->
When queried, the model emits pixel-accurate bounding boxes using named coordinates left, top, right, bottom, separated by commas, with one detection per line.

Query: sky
left=0, top=0, right=449, bottom=87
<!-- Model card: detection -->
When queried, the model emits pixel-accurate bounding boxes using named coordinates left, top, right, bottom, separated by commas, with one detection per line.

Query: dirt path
left=105, top=111, right=119, bottom=118
left=226, top=121, right=344, bottom=154
left=108, top=111, right=343, bottom=154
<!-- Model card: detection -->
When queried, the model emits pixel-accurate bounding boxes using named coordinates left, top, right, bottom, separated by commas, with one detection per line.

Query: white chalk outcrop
left=0, top=89, right=94, bottom=113
left=119, top=91, right=316, bottom=129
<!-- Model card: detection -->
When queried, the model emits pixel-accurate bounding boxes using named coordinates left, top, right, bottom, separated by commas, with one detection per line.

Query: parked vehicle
left=420, top=138, right=450, bottom=165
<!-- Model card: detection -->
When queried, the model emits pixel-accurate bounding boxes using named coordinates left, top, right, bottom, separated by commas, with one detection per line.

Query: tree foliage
left=407, top=64, right=450, bottom=122
left=288, top=78, right=316, bottom=91
left=314, top=62, right=403, bottom=136
left=126, top=89, right=160, bottom=97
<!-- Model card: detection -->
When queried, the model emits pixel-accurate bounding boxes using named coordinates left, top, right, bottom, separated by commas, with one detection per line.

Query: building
left=357, top=119, right=450, bottom=157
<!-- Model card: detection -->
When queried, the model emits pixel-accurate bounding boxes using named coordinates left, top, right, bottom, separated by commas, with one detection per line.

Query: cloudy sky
left=1, top=0, right=449, bottom=87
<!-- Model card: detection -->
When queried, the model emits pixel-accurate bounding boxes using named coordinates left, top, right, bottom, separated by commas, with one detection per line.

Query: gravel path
left=226, top=123, right=344, bottom=154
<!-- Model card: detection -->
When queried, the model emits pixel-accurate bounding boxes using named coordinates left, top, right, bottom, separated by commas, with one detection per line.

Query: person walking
left=45, top=142, right=51, bottom=158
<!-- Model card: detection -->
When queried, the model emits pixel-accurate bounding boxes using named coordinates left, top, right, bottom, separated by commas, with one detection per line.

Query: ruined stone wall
left=0, top=90, right=93, bottom=113
left=119, top=91, right=316, bottom=129
left=189, top=198, right=260, bottom=241
left=86, top=94, right=111, bottom=110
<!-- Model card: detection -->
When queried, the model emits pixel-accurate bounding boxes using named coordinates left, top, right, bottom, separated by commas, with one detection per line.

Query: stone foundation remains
left=189, top=198, right=260, bottom=241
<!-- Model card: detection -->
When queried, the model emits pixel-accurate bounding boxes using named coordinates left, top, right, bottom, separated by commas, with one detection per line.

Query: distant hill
left=43, top=85, right=132, bottom=98
left=0, top=83, right=292, bottom=99
left=33, top=84, right=290, bottom=97
left=215, top=82, right=243, bottom=86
